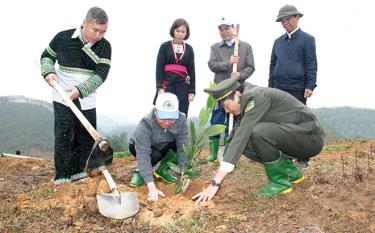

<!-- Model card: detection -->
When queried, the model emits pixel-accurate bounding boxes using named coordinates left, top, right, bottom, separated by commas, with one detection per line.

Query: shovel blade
left=96, top=192, right=140, bottom=219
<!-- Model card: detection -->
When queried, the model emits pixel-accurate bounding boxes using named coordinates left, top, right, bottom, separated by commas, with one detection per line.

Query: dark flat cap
left=204, top=77, right=240, bottom=101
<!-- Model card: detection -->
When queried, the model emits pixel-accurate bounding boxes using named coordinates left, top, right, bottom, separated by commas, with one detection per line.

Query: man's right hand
left=44, top=73, right=58, bottom=87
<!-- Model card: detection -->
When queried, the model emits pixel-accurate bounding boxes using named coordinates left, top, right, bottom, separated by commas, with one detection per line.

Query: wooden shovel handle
left=232, top=24, right=240, bottom=73
left=52, top=80, right=108, bottom=151
left=102, top=169, right=118, bottom=191
left=229, top=24, right=240, bottom=134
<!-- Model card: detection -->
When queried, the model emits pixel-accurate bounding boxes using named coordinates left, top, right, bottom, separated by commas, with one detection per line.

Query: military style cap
left=276, top=4, right=303, bottom=22
left=204, top=77, right=240, bottom=101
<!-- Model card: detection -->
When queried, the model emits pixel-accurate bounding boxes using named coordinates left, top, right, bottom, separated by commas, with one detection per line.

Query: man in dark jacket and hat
left=192, top=78, right=324, bottom=203
left=269, top=4, right=318, bottom=168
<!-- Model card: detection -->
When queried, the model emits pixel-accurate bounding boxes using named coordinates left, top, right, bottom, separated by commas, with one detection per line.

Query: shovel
left=96, top=166, right=139, bottom=219
left=51, top=80, right=139, bottom=219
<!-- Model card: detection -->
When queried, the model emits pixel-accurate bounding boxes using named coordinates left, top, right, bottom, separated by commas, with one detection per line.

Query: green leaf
left=203, top=124, right=226, bottom=137
left=184, top=170, right=201, bottom=179
left=189, top=120, right=196, bottom=143
left=189, top=144, right=197, bottom=158
left=205, top=82, right=216, bottom=112
left=206, top=95, right=215, bottom=111
left=198, top=138, right=207, bottom=150
left=209, top=81, right=216, bottom=88
left=175, top=183, right=182, bottom=193
left=199, top=106, right=211, bottom=128
left=167, top=162, right=181, bottom=173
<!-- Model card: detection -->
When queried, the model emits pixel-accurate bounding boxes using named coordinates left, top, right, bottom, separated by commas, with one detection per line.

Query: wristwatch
left=211, top=179, right=221, bottom=187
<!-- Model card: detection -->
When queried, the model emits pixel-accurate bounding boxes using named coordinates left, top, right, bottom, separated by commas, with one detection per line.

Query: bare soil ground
left=0, top=140, right=374, bottom=233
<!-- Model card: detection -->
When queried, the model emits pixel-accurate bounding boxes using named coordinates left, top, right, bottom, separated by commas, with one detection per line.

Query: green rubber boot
left=255, top=156, right=292, bottom=197
left=130, top=170, right=144, bottom=187
left=283, top=155, right=305, bottom=184
left=207, top=136, right=219, bottom=162
left=154, top=150, right=178, bottom=183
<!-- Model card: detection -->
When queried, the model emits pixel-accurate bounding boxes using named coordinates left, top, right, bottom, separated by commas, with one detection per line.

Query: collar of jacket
left=282, top=28, right=302, bottom=41
left=218, top=40, right=236, bottom=47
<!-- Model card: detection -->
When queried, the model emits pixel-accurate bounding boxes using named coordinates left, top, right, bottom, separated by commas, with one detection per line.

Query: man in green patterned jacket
left=40, top=7, right=111, bottom=185
left=193, top=77, right=324, bottom=203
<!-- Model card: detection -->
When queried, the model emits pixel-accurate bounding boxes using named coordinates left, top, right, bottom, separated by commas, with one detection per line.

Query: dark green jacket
left=223, top=83, right=324, bottom=165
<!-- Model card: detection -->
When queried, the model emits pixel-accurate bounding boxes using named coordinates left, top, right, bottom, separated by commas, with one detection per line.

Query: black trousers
left=242, top=122, right=324, bottom=163
left=153, top=81, right=190, bottom=116
left=283, top=90, right=307, bottom=105
left=166, top=82, right=190, bottom=117
left=53, top=101, right=96, bottom=179
left=128, top=141, right=177, bottom=166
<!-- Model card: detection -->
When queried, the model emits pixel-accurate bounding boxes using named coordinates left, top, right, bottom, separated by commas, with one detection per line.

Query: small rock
left=122, top=217, right=133, bottom=225
left=298, top=224, right=324, bottom=233
left=214, top=225, right=228, bottom=232
left=92, top=225, right=104, bottom=231
left=14, top=223, right=22, bottom=230
left=153, top=208, right=164, bottom=218
left=60, top=216, right=73, bottom=226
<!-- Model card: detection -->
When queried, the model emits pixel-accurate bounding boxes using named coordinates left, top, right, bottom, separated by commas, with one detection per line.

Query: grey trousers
left=242, top=122, right=324, bottom=163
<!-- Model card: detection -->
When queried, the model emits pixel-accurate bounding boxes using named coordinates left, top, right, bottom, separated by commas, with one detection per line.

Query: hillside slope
left=0, top=140, right=374, bottom=232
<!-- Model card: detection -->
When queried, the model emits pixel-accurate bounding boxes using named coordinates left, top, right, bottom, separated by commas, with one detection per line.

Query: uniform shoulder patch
left=245, top=100, right=255, bottom=113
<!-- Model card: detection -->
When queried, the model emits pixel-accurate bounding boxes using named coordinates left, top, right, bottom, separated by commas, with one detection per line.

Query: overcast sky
left=1, top=0, right=374, bottom=123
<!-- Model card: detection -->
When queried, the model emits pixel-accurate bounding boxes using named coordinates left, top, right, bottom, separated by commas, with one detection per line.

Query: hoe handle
left=52, top=80, right=108, bottom=151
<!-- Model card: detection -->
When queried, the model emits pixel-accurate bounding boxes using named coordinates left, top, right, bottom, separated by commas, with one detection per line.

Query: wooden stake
left=0, top=153, right=44, bottom=160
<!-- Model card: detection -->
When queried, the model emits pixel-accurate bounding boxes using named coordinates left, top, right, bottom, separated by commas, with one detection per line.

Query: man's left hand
left=188, top=93, right=195, bottom=102
left=68, top=87, right=80, bottom=100
left=231, top=72, right=240, bottom=78
left=192, top=184, right=219, bottom=204
left=304, top=89, right=313, bottom=98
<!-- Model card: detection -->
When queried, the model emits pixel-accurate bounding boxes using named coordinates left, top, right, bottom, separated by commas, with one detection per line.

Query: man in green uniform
left=192, top=78, right=324, bottom=203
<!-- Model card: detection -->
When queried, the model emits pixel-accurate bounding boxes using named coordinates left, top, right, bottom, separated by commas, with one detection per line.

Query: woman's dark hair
left=169, top=18, right=190, bottom=40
